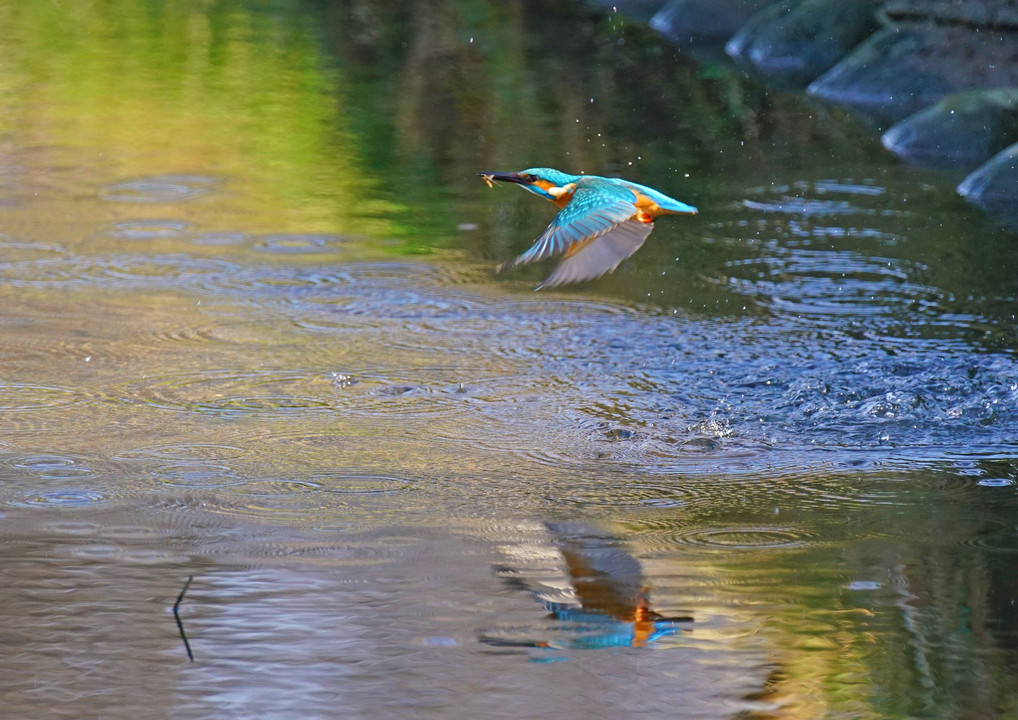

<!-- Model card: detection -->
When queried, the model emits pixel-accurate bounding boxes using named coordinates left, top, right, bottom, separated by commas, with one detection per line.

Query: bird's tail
left=494, top=256, right=522, bottom=275
left=495, top=228, right=559, bottom=275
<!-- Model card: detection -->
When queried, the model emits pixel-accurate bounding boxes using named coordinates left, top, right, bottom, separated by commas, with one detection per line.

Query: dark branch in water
left=174, top=575, right=195, bottom=662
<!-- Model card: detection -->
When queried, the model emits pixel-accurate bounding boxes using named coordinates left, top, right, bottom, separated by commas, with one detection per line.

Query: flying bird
left=479, top=167, right=697, bottom=289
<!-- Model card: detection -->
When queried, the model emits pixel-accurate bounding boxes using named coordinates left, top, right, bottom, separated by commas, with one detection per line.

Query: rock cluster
left=601, top=0, right=1018, bottom=215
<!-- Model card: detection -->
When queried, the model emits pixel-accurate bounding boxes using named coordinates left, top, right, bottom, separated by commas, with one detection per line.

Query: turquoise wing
left=496, top=179, right=639, bottom=273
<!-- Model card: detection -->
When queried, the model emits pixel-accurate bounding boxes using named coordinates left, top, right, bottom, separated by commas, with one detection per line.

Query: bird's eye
left=521, top=174, right=535, bottom=182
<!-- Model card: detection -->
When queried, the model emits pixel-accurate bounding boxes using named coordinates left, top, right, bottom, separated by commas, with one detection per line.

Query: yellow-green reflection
left=619, top=467, right=1018, bottom=720
left=0, top=0, right=398, bottom=236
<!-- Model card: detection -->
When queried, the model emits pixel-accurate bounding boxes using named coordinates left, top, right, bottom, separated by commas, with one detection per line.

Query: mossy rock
left=726, top=0, right=879, bottom=84
left=882, top=88, right=1018, bottom=166
left=882, top=0, right=1018, bottom=28
left=650, top=0, right=781, bottom=43
left=808, top=23, right=1018, bottom=120
left=957, top=143, right=1018, bottom=212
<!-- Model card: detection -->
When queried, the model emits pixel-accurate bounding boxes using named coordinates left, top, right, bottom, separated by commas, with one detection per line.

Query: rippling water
left=2, top=1, right=1018, bottom=718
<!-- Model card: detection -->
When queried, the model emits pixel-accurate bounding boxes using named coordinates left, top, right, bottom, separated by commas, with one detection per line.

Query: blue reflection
left=481, top=523, right=692, bottom=651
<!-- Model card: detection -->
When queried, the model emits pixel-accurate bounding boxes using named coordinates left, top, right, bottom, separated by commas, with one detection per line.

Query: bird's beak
left=477, top=171, right=530, bottom=186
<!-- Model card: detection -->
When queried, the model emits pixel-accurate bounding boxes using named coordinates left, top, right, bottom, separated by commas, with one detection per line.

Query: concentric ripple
left=956, top=530, right=1018, bottom=553
left=668, top=525, right=816, bottom=551
left=550, top=479, right=696, bottom=509
left=192, top=473, right=416, bottom=524
left=116, top=443, right=248, bottom=463
left=196, top=259, right=471, bottom=301
left=10, top=489, right=109, bottom=509
left=118, top=370, right=337, bottom=417
left=0, top=382, right=87, bottom=411
left=312, top=473, right=411, bottom=494
left=290, top=261, right=471, bottom=290
left=192, top=231, right=249, bottom=246
left=252, top=233, right=353, bottom=254
left=0, top=453, right=135, bottom=510
left=333, top=373, right=508, bottom=419
left=114, top=443, right=247, bottom=488
left=120, top=369, right=487, bottom=419
left=9, top=454, right=95, bottom=479
left=146, top=319, right=317, bottom=349
left=104, top=219, right=193, bottom=240
left=0, top=239, right=66, bottom=263
left=740, top=179, right=889, bottom=217
left=742, top=197, right=864, bottom=216
left=724, top=241, right=933, bottom=323
left=977, top=477, right=1016, bottom=487
left=0, top=253, right=240, bottom=291
left=99, top=175, right=218, bottom=202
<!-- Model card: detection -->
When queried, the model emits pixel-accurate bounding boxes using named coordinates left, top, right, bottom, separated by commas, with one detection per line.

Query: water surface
left=1, top=1, right=1018, bottom=718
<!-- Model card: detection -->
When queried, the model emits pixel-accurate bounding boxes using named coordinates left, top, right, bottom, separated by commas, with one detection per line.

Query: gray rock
left=882, top=0, right=1018, bottom=28
left=808, top=23, right=1018, bottom=121
left=726, top=0, right=880, bottom=84
left=882, top=89, right=1018, bottom=166
left=957, top=142, right=1018, bottom=211
left=650, top=0, right=781, bottom=43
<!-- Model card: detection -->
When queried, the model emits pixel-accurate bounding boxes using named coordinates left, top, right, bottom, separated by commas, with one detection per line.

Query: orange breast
left=632, top=192, right=664, bottom=218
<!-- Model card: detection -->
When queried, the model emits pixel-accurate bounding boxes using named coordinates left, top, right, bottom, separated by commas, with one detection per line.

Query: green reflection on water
left=0, top=0, right=400, bottom=237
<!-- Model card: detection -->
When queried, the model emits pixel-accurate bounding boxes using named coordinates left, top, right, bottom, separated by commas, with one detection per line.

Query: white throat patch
left=546, top=183, right=577, bottom=199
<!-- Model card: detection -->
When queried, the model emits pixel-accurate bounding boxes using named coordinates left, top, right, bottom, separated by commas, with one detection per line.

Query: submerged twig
left=173, top=575, right=195, bottom=662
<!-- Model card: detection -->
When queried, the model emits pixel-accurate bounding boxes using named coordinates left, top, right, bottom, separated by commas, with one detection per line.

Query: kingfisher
left=479, top=168, right=697, bottom=289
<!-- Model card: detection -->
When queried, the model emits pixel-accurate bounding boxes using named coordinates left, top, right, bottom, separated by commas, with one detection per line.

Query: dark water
left=2, top=1, right=1018, bottom=718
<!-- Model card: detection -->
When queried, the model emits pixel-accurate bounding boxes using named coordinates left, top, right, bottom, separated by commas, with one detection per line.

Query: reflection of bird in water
left=478, top=168, right=697, bottom=289
left=482, top=523, right=692, bottom=650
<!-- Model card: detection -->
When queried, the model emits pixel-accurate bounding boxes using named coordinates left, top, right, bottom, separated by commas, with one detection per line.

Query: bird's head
left=478, top=167, right=581, bottom=202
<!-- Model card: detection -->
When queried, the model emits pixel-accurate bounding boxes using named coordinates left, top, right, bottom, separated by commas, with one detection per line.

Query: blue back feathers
left=515, top=168, right=696, bottom=214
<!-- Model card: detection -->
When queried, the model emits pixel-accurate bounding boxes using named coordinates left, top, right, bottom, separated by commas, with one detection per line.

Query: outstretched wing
left=538, top=219, right=653, bottom=289
left=496, top=179, right=639, bottom=274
